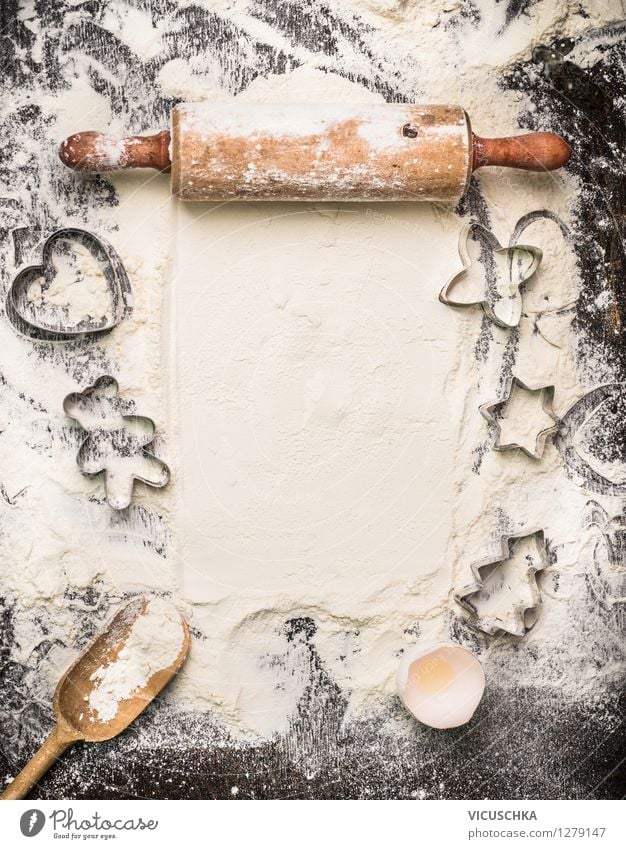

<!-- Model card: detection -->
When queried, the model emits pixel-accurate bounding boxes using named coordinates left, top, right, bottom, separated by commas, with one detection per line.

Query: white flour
left=2, top=0, right=625, bottom=747
left=88, top=598, right=185, bottom=722
left=27, top=240, right=112, bottom=326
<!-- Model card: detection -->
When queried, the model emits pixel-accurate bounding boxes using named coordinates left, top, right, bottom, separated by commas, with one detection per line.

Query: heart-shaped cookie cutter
left=6, top=227, right=132, bottom=341
left=439, top=223, right=542, bottom=328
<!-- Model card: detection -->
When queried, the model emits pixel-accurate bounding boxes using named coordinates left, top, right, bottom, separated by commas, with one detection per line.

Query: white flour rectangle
left=167, top=201, right=460, bottom=622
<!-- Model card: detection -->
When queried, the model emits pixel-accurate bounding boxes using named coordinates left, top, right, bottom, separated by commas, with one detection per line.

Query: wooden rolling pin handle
left=57, top=126, right=571, bottom=185
left=59, top=130, right=172, bottom=173
left=0, top=725, right=75, bottom=800
left=472, top=131, right=571, bottom=172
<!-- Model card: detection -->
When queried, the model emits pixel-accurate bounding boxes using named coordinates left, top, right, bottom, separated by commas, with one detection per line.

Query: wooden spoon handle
left=1, top=726, right=73, bottom=800
left=472, top=131, right=571, bottom=172
left=59, top=130, right=171, bottom=173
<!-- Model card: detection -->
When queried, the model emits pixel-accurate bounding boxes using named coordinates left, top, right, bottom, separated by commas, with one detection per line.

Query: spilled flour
left=88, top=598, right=184, bottom=722
left=27, top=239, right=112, bottom=326
left=1, top=0, right=625, bottom=793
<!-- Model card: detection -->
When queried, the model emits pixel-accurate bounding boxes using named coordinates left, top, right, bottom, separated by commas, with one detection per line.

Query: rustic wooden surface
left=0, top=1, right=625, bottom=800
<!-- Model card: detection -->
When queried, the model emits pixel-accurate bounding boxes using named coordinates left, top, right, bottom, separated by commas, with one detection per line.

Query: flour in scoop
left=88, top=598, right=184, bottom=723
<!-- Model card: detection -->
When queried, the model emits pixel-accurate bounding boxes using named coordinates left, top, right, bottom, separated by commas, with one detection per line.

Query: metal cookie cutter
left=555, top=382, right=626, bottom=496
left=439, top=223, right=542, bottom=328
left=454, top=529, right=549, bottom=637
left=63, top=376, right=170, bottom=510
left=480, top=376, right=560, bottom=460
left=6, top=227, right=132, bottom=341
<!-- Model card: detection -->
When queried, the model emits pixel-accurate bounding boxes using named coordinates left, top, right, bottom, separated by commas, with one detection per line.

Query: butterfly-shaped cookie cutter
left=439, top=223, right=542, bottom=328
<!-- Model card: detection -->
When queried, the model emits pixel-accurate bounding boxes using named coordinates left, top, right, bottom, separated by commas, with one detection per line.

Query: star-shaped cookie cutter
left=480, top=376, right=560, bottom=460
left=454, top=529, right=549, bottom=637
left=439, top=223, right=542, bottom=328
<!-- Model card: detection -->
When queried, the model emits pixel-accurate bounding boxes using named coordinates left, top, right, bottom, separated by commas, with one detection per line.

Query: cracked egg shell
left=397, top=643, right=485, bottom=729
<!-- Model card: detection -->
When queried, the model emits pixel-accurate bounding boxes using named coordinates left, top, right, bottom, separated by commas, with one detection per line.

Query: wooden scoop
left=0, top=597, right=189, bottom=800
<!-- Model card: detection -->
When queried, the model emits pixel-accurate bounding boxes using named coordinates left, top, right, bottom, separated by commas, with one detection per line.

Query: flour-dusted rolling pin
left=59, top=103, right=571, bottom=203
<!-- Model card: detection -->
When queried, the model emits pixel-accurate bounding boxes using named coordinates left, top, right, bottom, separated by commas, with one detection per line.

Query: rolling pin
left=59, top=103, right=571, bottom=203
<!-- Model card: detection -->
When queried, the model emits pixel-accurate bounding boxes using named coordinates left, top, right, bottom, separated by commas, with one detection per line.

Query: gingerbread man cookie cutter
left=63, top=376, right=169, bottom=509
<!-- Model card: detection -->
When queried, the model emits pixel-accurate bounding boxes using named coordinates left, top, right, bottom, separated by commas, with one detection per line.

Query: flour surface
left=1, top=0, right=624, bottom=753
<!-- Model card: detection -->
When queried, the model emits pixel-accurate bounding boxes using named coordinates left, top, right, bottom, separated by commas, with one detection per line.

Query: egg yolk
left=409, top=653, right=455, bottom=694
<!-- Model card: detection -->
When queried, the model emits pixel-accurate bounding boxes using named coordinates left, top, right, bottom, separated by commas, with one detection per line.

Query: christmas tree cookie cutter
left=7, top=227, right=132, bottom=341
left=439, top=223, right=542, bottom=328
left=454, top=529, right=549, bottom=637
left=479, top=376, right=560, bottom=460
left=63, top=376, right=169, bottom=509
